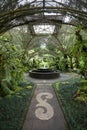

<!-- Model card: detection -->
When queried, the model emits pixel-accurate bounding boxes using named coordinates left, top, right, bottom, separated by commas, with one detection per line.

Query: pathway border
left=22, top=73, right=79, bottom=130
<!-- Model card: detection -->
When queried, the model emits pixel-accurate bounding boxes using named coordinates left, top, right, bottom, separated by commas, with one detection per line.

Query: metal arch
left=0, top=0, right=87, bottom=34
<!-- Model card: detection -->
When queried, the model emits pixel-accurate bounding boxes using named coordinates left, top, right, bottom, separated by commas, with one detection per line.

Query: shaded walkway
left=22, top=73, right=79, bottom=130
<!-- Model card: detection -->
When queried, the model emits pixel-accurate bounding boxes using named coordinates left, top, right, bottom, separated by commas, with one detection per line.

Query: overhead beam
left=43, top=0, right=45, bottom=9
left=0, top=5, right=87, bottom=34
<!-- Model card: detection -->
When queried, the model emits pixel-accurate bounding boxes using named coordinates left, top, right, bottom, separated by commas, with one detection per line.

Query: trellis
left=0, top=0, right=87, bottom=35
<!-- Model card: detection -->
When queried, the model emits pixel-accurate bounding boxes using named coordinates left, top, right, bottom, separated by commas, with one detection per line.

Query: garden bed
left=54, top=78, right=87, bottom=130
left=0, top=81, right=35, bottom=130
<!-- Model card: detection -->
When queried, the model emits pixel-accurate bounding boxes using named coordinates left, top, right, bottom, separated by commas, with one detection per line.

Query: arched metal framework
left=0, top=0, right=87, bottom=35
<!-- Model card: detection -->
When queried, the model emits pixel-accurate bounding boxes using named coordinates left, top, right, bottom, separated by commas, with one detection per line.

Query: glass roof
left=33, top=25, right=55, bottom=34
left=19, top=0, right=67, bottom=6
left=0, top=0, right=87, bottom=34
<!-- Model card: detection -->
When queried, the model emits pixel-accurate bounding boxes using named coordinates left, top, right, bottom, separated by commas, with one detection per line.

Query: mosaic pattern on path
left=35, top=92, right=54, bottom=120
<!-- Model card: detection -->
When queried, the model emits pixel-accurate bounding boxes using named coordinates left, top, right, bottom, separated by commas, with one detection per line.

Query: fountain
left=29, top=67, right=60, bottom=79
left=29, top=58, right=60, bottom=79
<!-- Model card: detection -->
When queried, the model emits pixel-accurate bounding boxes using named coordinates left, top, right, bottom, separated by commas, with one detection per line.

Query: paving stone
left=22, top=83, right=70, bottom=130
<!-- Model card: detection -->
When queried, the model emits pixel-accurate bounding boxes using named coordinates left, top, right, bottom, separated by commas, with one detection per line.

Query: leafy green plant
left=54, top=78, right=87, bottom=130
left=0, top=81, right=35, bottom=130
left=0, top=35, right=27, bottom=96
left=74, top=80, right=87, bottom=105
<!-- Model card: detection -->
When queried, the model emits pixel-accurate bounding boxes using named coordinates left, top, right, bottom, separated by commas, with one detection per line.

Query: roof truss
left=0, top=0, right=87, bottom=35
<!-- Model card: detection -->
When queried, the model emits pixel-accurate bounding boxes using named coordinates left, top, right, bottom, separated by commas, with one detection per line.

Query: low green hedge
left=0, top=81, right=35, bottom=130
left=54, top=78, right=87, bottom=130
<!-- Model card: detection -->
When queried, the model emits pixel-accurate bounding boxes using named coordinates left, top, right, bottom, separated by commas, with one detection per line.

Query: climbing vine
left=0, top=35, right=27, bottom=96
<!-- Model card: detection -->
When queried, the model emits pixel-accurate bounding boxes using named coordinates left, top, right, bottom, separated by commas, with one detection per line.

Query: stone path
left=25, top=72, right=79, bottom=84
left=22, top=73, right=79, bottom=130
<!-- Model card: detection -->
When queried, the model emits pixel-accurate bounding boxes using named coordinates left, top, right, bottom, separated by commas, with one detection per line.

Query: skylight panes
left=33, top=25, right=55, bottom=34
left=19, top=0, right=67, bottom=7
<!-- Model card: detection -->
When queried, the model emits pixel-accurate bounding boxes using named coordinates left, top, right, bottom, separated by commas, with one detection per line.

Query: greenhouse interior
left=0, top=0, right=87, bottom=130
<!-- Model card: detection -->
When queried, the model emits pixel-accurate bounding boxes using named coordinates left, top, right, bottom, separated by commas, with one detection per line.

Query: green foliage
left=72, top=28, right=87, bottom=77
left=57, top=25, right=87, bottom=74
left=0, top=34, right=27, bottom=96
left=26, top=86, right=32, bottom=89
left=54, top=78, right=87, bottom=130
left=0, top=85, right=14, bottom=97
left=74, top=80, right=87, bottom=104
left=58, top=56, right=67, bottom=71
left=0, top=81, right=35, bottom=130
left=75, top=86, right=87, bottom=103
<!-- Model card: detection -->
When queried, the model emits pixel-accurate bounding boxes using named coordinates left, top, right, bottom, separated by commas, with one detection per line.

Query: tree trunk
left=64, top=54, right=68, bottom=70
left=75, top=57, right=79, bottom=69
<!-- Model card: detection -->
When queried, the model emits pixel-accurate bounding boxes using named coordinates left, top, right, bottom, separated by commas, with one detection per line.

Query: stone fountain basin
left=29, top=68, right=60, bottom=79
